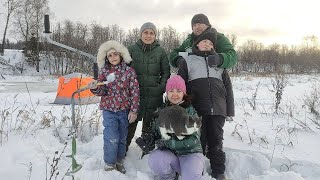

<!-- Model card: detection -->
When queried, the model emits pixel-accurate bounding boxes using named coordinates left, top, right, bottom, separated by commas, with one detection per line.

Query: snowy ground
left=0, top=50, right=320, bottom=180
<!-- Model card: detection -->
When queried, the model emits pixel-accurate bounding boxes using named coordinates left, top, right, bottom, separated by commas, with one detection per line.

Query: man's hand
left=128, top=111, right=137, bottom=123
left=207, top=53, right=223, bottom=67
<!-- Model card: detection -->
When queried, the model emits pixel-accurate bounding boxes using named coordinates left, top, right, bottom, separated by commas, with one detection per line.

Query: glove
left=106, top=72, right=115, bottom=84
left=87, top=80, right=98, bottom=89
left=175, top=56, right=184, bottom=67
left=207, top=53, right=223, bottom=67
left=87, top=73, right=115, bottom=90
left=155, top=139, right=166, bottom=150
left=135, top=137, right=151, bottom=154
left=141, top=132, right=155, bottom=150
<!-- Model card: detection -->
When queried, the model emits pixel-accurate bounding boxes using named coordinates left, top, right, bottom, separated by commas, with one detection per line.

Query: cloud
left=49, top=0, right=233, bottom=33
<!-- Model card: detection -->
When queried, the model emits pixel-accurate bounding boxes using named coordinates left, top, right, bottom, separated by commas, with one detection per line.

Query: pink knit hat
left=166, top=75, right=186, bottom=94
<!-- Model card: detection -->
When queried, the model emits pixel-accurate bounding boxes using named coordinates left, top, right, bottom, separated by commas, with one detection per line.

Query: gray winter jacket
left=178, top=54, right=234, bottom=117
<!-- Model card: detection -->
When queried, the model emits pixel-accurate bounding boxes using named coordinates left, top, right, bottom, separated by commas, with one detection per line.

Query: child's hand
left=226, top=116, right=233, bottom=122
left=128, top=111, right=137, bottom=123
left=87, top=80, right=98, bottom=89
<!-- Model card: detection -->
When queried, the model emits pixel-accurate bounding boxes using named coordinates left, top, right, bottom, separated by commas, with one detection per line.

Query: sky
left=0, top=0, right=320, bottom=46
left=1, top=50, right=320, bottom=179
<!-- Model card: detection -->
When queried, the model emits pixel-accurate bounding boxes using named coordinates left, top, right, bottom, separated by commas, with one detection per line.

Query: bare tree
left=123, top=28, right=139, bottom=47
left=1, top=0, right=19, bottom=55
left=158, top=25, right=180, bottom=54
left=238, top=40, right=264, bottom=73
left=12, top=0, right=49, bottom=71
left=110, top=24, right=122, bottom=42
left=33, top=0, right=49, bottom=71
left=13, top=0, right=33, bottom=42
left=13, top=0, right=49, bottom=41
left=303, top=35, right=318, bottom=49
left=226, top=34, right=237, bottom=48
left=88, top=23, right=111, bottom=53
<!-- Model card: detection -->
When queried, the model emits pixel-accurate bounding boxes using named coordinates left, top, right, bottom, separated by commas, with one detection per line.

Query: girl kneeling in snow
left=148, top=75, right=204, bottom=180
left=88, top=40, right=140, bottom=174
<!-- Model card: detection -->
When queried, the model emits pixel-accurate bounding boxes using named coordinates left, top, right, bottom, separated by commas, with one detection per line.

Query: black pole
left=44, top=15, right=51, bottom=33
left=93, top=63, right=98, bottom=80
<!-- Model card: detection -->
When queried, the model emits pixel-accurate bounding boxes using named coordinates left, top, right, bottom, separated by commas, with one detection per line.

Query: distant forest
left=1, top=0, right=319, bottom=75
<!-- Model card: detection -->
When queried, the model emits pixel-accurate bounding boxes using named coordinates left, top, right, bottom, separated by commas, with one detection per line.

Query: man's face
left=192, top=23, right=209, bottom=36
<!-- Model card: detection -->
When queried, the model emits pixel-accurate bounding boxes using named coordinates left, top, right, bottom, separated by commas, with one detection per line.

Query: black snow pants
left=126, top=110, right=155, bottom=151
left=200, top=115, right=226, bottom=176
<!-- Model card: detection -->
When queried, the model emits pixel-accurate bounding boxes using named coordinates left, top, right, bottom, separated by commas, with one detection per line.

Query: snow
left=1, top=49, right=320, bottom=180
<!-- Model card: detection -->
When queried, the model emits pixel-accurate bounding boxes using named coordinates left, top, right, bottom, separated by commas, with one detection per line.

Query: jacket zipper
left=204, top=56, right=214, bottom=115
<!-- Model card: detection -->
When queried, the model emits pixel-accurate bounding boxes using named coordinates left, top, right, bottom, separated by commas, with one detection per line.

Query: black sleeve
left=177, top=58, right=188, bottom=83
left=177, top=58, right=190, bottom=94
left=222, top=70, right=235, bottom=116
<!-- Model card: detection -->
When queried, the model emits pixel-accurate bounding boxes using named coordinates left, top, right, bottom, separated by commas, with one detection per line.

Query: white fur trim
left=107, top=49, right=116, bottom=56
left=96, top=40, right=132, bottom=68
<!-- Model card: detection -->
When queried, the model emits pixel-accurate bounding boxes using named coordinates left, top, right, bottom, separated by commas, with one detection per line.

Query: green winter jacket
left=128, top=40, right=170, bottom=114
left=153, top=102, right=203, bottom=155
left=169, top=29, right=237, bottom=69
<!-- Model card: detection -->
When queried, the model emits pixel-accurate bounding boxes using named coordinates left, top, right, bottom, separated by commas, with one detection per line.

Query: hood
left=96, top=40, right=132, bottom=69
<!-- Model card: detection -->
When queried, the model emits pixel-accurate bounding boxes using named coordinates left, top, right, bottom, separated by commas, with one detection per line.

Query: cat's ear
left=188, top=116, right=202, bottom=129
left=189, top=116, right=201, bottom=123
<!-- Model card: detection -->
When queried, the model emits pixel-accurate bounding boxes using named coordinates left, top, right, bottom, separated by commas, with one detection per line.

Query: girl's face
left=197, top=39, right=214, bottom=51
left=141, top=29, right=156, bottom=44
left=167, top=89, right=184, bottom=105
left=107, top=52, right=121, bottom=65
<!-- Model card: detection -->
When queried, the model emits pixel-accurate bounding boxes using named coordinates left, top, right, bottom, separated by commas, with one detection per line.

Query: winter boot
left=174, top=172, right=179, bottom=180
left=116, top=160, right=126, bottom=174
left=104, top=163, right=116, bottom=171
left=213, top=173, right=229, bottom=180
left=154, top=172, right=178, bottom=180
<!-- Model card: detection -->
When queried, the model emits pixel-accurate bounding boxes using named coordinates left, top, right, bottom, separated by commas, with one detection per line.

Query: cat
left=158, top=105, right=201, bottom=140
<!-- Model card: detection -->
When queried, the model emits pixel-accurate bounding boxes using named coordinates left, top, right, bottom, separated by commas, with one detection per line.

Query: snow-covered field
left=0, top=50, right=320, bottom=180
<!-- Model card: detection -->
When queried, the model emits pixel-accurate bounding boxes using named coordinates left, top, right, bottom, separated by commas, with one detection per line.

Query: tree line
left=41, top=21, right=320, bottom=75
left=39, top=21, right=185, bottom=75
left=234, top=36, right=320, bottom=74
left=1, top=0, right=319, bottom=75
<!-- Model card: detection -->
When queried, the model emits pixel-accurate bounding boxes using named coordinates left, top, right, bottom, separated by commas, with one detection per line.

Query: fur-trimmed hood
left=96, top=40, right=132, bottom=69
